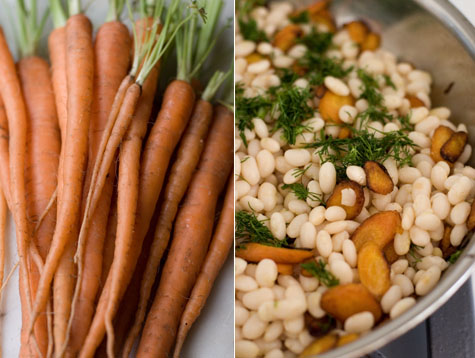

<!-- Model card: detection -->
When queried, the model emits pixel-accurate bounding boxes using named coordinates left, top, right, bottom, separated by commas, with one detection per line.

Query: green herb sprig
left=235, top=85, right=272, bottom=146
left=306, top=126, right=416, bottom=179
left=290, top=10, right=310, bottom=24
left=301, top=260, right=339, bottom=287
left=237, top=0, right=268, bottom=42
left=281, top=183, right=325, bottom=205
left=235, top=211, right=289, bottom=248
left=447, top=250, right=462, bottom=264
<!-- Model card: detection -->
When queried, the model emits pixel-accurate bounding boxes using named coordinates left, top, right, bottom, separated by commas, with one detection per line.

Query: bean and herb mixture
left=234, top=1, right=475, bottom=357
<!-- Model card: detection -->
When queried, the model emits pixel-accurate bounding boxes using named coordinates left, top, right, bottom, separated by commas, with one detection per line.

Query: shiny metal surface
left=288, top=0, right=475, bottom=356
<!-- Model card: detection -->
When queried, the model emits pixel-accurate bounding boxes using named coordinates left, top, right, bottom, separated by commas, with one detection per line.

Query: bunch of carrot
left=0, top=0, right=234, bottom=357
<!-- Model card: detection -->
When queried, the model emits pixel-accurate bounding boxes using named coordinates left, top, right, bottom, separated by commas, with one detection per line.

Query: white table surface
left=0, top=1, right=234, bottom=357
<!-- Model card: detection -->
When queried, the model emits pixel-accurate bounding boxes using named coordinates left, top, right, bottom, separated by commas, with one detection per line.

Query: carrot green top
left=16, top=0, right=49, bottom=57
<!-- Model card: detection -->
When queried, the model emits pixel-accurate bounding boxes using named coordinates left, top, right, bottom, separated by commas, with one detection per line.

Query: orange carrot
left=122, top=98, right=214, bottom=356
left=101, top=194, right=117, bottom=292
left=48, top=26, right=68, bottom=141
left=104, top=63, right=161, bottom=357
left=236, top=243, right=314, bottom=264
left=80, top=79, right=195, bottom=358
left=0, top=188, right=6, bottom=304
left=19, top=54, right=61, bottom=357
left=173, top=173, right=234, bottom=358
left=28, top=14, right=94, bottom=335
left=0, top=97, right=11, bottom=206
left=0, top=27, right=34, bottom=348
left=65, top=20, right=131, bottom=357
left=136, top=104, right=234, bottom=358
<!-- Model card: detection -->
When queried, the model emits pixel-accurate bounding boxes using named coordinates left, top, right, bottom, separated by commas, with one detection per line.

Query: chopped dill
left=356, top=69, right=412, bottom=131
left=235, top=211, right=289, bottom=248
left=306, top=126, right=416, bottom=179
left=447, top=250, right=462, bottom=264
left=271, top=85, right=314, bottom=144
left=235, top=85, right=272, bottom=146
left=240, top=156, right=250, bottom=163
left=408, top=243, right=423, bottom=265
left=290, top=10, right=309, bottom=24
left=297, top=29, right=333, bottom=55
left=237, top=0, right=268, bottom=42
left=301, top=260, right=339, bottom=287
left=281, top=183, right=325, bottom=205
left=291, top=164, right=312, bottom=178
left=383, top=74, right=396, bottom=90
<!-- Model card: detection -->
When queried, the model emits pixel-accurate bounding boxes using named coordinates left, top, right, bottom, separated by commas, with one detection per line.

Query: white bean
left=394, top=231, right=411, bottom=255
left=316, top=230, right=333, bottom=257
left=236, top=340, right=260, bottom=358
left=270, top=212, right=287, bottom=240
left=390, top=297, right=416, bottom=319
left=431, top=193, right=450, bottom=220
left=299, top=274, right=319, bottom=292
left=332, top=231, right=349, bottom=252
left=243, top=288, right=275, bottom=310
left=319, top=162, right=337, bottom=194
left=416, top=256, right=448, bottom=271
left=236, top=305, right=250, bottom=326
left=450, top=223, right=468, bottom=246
left=392, top=274, right=414, bottom=297
left=241, top=196, right=265, bottom=212
left=309, top=206, right=326, bottom=226
left=324, top=220, right=348, bottom=234
left=261, top=137, right=281, bottom=153
left=412, top=177, right=431, bottom=199
left=324, top=76, right=350, bottom=96
left=259, top=183, right=277, bottom=212
left=307, top=291, right=326, bottom=318
left=284, top=316, right=305, bottom=334
left=450, top=201, right=471, bottom=225
left=236, top=258, right=248, bottom=276
left=402, top=205, right=415, bottom=230
left=287, top=214, right=308, bottom=238
left=409, top=107, right=429, bottom=124
left=415, top=212, right=441, bottom=231
left=448, top=176, right=472, bottom=205
left=346, top=166, right=366, bottom=186
left=409, top=131, right=431, bottom=148
left=243, top=312, right=268, bottom=339
left=248, top=59, right=271, bottom=74
left=299, top=221, right=316, bottom=249
left=285, top=149, right=311, bottom=167
left=264, top=321, right=284, bottom=342
left=410, top=226, right=430, bottom=246
left=342, top=239, right=357, bottom=267
left=381, top=285, right=403, bottom=313
left=236, top=40, right=256, bottom=57
left=344, top=311, right=374, bottom=333
left=399, top=166, right=422, bottom=184
left=325, top=206, right=347, bottom=221
left=242, top=156, right=261, bottom=185
left=236, top=275, right=259, bottom=292
left=288, top=200, right=310, bottom=215
left=415, top=266, right=441, bottom=296
left=256, top=259, right=279, bottom=288
left=330, top=259, right=353, bottom=284
left=392, top=259, right=409, bottom=275
left=413, top=194, right=431, bottom=216
left=339, top=105, right=358, bottom=124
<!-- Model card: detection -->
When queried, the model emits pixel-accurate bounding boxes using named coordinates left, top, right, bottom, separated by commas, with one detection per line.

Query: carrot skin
left=19, top=55, right=61, bottom=357
left=80, top=80, right=195, bottom=358
left=29, top=13, right=94, bottom=331
left=48, top=26, right=68, bottom=141
left=0, top=96, right=11, bottom=206
left=0, top=189, right=6, bottom=307
left=0, top=26, right=33, bottom=346
left=123, top=99, right=214, bottom=356
left=173, top=174, right=234, bottom=358
left=105, top=64, right=160, bottom=357
left=137, top=104, right=234, bottom=358
left=66, top=20, right=131, bottom=356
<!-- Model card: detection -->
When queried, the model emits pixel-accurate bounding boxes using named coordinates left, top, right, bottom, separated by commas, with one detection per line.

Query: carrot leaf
left=202, top=65, right=232, bottom=102
left=48, top=0, right=67, bottom=28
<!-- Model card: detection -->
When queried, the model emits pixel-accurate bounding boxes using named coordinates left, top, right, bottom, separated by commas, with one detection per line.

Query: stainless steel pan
left=287, top=0, right=475, bottom=356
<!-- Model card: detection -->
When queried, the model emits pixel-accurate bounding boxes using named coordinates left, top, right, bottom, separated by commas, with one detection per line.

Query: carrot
left=18, top=48, right=61, bottom=356
left=0, top=97, right=11, bottom=206
left=81, top=73, right=194, bottom=358
left=0, top=189, right=6, bottom=305
left=104, top=48, right=161, bottom=358
left=136, top=103, right=234, bottom=358
left=173, top=173, right=234, bottom=358
left=64, top=17, right=132, bottom=356
left=80, top=10, right=197, bottom=357
left=28, top=13, right=94, bottom=335
left=236, top=243, right=314, bottom=264
left=123, top=69, right=230, bottom=356
left=0, top=27, right=34, bottom=350
left=277, top=264, right=294, bottom=275
left=101, top=194, right=118, bottom=292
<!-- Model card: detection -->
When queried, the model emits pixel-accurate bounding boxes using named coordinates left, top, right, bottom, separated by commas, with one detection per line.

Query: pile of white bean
left=235, top=2, right=475, bottom=358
